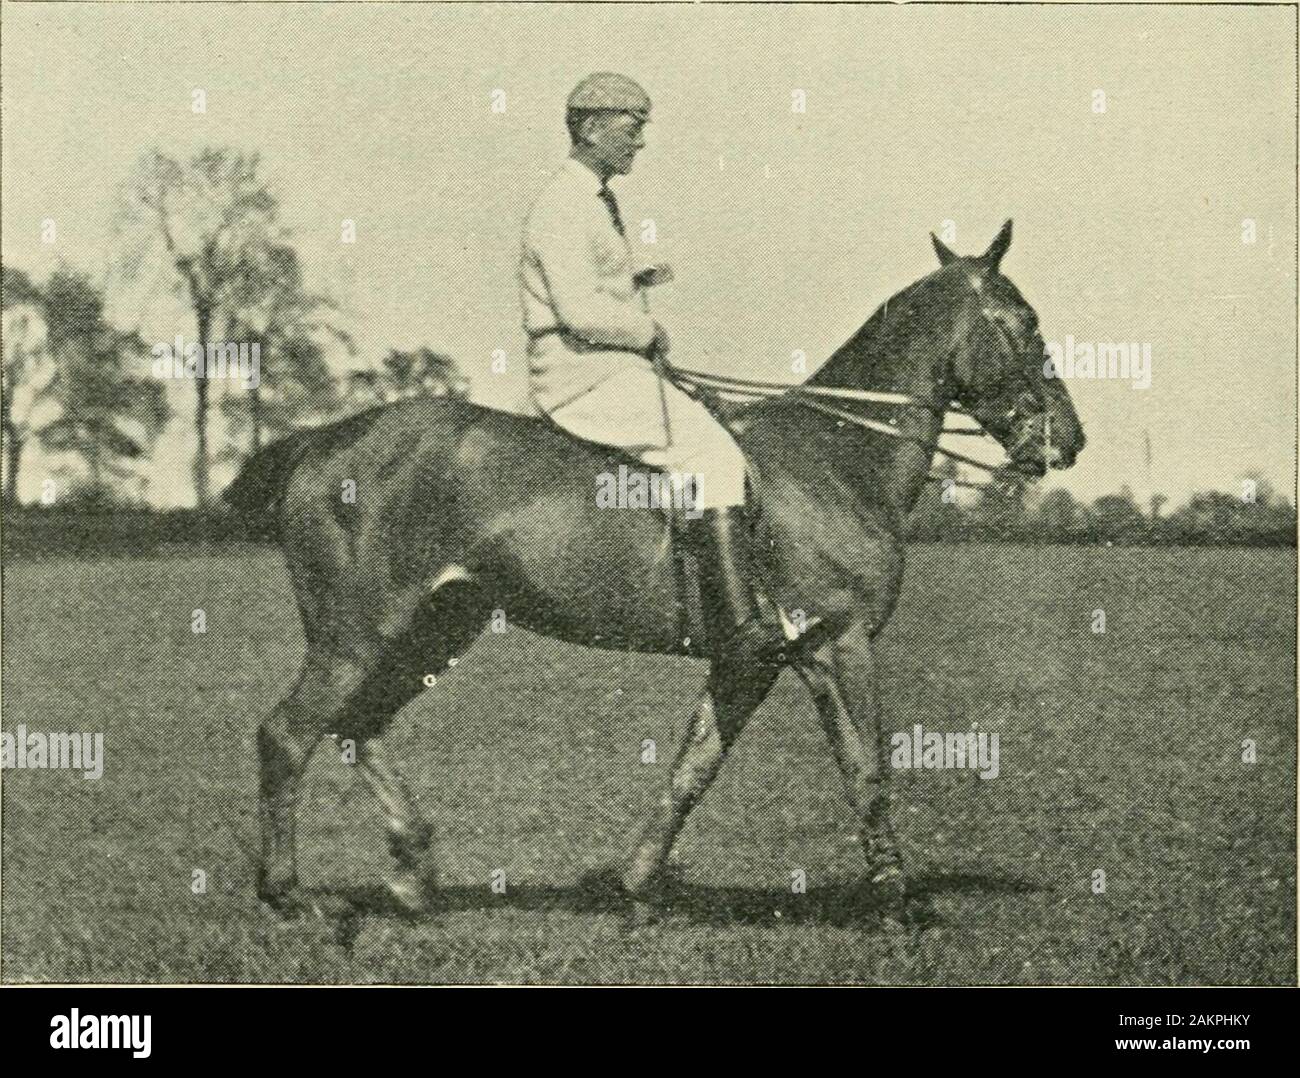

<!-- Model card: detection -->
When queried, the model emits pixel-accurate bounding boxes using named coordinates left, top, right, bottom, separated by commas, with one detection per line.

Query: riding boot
left=691, top=506, right=790, bottom=665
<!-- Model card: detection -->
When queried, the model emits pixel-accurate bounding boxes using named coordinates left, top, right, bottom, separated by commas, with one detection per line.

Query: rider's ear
left=930, top=232, right=958, bottom=267
left=979, top=219, right=1013, bottom=272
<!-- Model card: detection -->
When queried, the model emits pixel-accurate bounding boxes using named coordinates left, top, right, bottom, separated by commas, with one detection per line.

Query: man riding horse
left=521, top=72, right=790, bottom=668
left=226, top=77, right=1085, bottom=923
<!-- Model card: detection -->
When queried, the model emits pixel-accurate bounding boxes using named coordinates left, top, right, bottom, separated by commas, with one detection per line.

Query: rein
left=664, top=363, right=1008, bottom=483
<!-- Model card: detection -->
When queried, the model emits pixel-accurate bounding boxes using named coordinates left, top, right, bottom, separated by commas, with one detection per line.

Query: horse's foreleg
left=622, top=655, right=782, bottom=895
left=621, top=691, right=725, bottom=894
left=796, top=620, right=903, bottom=909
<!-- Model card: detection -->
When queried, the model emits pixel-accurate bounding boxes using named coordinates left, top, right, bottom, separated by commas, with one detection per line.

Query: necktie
left=597, top=184, right=625, bottom=237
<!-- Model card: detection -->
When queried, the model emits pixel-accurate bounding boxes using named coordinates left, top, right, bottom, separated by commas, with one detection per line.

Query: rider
left=521, top=72, right=788, bottom=662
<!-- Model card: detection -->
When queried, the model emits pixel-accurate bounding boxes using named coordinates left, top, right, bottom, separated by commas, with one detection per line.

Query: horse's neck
left=808, top=280, right=943, bottom=398
left=746, top=285, right=953, bottom=517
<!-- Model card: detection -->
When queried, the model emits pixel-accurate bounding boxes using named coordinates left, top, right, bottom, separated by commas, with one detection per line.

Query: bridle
left=664, top=318, right=1050, bottom=495
left=666, top=365, right=1000, bottom=479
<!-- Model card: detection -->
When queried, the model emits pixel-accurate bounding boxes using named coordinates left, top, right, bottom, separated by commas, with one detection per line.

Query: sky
left=2, top=1, right=1295, bottom=507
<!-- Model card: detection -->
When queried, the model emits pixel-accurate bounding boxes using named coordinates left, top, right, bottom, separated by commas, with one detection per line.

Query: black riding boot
left=692, top=506, right=789, bottom=664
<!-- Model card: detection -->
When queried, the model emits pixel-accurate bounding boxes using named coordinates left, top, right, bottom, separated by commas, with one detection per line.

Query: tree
left=972, top=465, right=1029, bottom=538
left=1162, top=488, right=1294, bottom=545
left=218, top=242, right=350, bottom=456
left=1239, top=471, right=1277, bottom=508
left=1036, top=487, right=1080, bottom=538
left=114, top=148, right=280, bottom=506
left=345, top=347, right=469, bottom=406
left=379, top=347, right=469, bottom=398
left=907, top=455, right=966, bottom=538
left=36, top=271, right=170, bottom=500
left=1089, top=489, right=1146, bottom=543
left=2, top=266, right=55, bottom=504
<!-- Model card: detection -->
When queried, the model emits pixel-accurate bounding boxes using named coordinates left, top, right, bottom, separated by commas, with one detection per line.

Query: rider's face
left=584, top=113, right=647, bottom=176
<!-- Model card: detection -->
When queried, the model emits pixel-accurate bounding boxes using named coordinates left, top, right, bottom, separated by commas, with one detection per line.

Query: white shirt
left=520, top=158, right=657, bottom=412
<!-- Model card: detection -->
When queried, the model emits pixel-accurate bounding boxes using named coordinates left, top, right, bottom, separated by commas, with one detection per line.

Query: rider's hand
left=651, top=321, right=671, bottom=357
left=634, top=263, right=675, bottom=289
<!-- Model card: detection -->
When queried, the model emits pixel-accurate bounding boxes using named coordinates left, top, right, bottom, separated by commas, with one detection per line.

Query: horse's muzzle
left=1007, top=410, right=1078, bottom=476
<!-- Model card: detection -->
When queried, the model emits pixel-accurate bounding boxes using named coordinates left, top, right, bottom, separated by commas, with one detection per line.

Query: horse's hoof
left=384, top=871, right=435, bottom=917
left=258, top=881, right=306, bottom=919
left=623, top=898, right=662, bottom=931
left=334, top=907, right=365, bottom=949
left=577, top=866, right=634, bottom=906
left=264, top=891, right=323, bottom=924
left=576, top=866, right=662, bottom=928
left=260, top=884, right=355, bottom=927
left=845, top=862, right=905, bottom=923
left=870, top=862, right=904, bottom=884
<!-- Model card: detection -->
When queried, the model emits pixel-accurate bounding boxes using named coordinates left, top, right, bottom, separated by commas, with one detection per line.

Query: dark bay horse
left=225, top=222, right=1084, bottom=921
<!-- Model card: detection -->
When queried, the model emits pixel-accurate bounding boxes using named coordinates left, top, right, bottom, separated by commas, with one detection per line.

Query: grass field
left=1, top=544, right=1294, bottom=984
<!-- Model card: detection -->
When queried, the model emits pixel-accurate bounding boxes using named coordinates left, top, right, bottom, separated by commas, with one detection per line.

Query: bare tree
left=114, top=148, right=280, bottom=506
left=219, top=242, right=351, bottom=456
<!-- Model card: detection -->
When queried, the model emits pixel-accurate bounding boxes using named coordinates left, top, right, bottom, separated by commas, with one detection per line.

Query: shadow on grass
left=306, top=864, right=1047, bottom=942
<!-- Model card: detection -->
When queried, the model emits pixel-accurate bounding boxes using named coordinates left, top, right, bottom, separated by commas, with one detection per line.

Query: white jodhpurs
left=540, top=360, right=748, bottom=512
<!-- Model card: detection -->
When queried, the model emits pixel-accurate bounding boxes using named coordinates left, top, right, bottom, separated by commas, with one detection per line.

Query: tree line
left=2, top=145, right=1293, bottom=549
left=2, top=147, right=467, bottom=511
left=907, top=459, right=1295, bottom=547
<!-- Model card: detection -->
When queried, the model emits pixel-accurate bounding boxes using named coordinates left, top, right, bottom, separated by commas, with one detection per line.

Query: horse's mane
left=731, top=265, right=955, bottom=421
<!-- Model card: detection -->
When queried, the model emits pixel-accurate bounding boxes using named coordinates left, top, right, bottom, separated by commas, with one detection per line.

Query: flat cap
left=566, top=73, right=651, bottom=118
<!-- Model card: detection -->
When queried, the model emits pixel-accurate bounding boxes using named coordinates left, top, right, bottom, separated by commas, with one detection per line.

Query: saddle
left=532, top=392, right=781, bottom=658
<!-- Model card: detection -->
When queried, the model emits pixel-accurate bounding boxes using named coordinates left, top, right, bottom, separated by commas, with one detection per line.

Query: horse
left=224, top=220, right=1085, bottom=924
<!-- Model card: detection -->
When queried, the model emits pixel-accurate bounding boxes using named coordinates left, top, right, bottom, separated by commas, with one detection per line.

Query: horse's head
left=931, top=221, right=1085, bottom=477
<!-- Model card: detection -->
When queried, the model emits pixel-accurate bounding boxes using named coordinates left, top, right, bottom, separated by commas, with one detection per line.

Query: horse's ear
left=980, top=219, right=1013, bottom=271
left=930, top=232, right=958, bottom=267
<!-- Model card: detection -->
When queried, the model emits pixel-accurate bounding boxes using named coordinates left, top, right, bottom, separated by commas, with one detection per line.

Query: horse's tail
left=222, top=406, right=389, bottom=539
left=221, top=430, right=315, bottom=539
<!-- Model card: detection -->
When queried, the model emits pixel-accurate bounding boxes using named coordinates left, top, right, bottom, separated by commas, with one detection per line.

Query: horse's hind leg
left=794, top=620, right=903, bottom=914
left=258, top=657, right=369, bottom=912
left=344, top=582, right=490, bottom=911
left=356, top=739, right=434, bottom=909
left=622, top=652, right=783, bottom=896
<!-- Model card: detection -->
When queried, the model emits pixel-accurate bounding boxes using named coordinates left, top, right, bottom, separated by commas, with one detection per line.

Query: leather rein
left=664, top=364, right=1012, bottom=492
